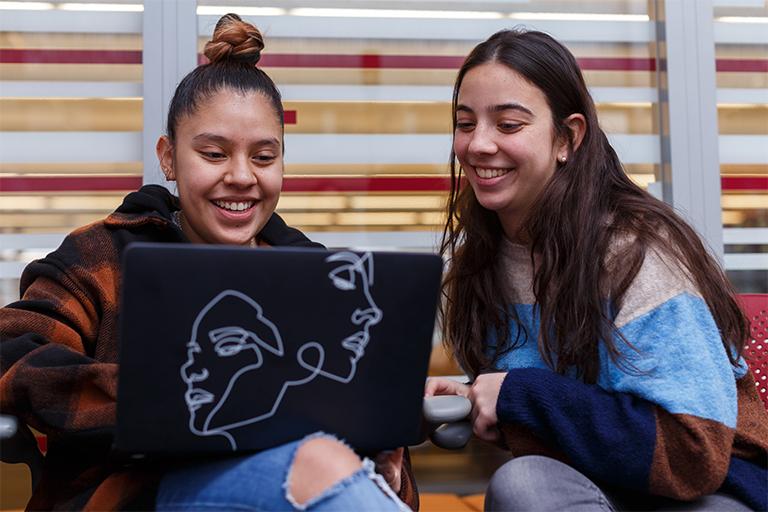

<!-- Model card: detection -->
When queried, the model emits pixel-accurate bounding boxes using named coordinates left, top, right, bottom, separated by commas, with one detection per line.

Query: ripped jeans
left=155, top=433, right=408, bottom=511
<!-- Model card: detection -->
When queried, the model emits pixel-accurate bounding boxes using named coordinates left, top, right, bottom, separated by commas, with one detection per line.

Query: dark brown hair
left=165, top=13, right=284, bottom=144
left=441, top=29, right=748, bottom=382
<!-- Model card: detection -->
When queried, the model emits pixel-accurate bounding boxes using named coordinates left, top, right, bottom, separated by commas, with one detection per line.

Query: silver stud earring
left=559, top=156, right=567, bottom=163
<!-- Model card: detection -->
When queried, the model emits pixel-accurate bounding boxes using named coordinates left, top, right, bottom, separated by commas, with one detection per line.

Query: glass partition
left=195, top=0, right=660, bottom=252
left=0, top=0, right=143, bottom=304
left=713, top=0, right=768, bottom=292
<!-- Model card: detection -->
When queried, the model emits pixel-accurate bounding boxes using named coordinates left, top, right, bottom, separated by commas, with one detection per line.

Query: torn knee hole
left=287, top=437, right=362, bottom=506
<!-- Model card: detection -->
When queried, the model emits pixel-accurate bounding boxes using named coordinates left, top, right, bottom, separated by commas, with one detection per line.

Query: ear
left=156, top=135, right=175, bottom=181
left=562, top=113, right=587, bottom=154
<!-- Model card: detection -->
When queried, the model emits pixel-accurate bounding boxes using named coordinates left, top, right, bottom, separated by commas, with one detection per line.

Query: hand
left=468, top=372, right=507, bottom=443
left=424, top=376, right=470, bottom=397
left=373, top=447, right=404, bottom=493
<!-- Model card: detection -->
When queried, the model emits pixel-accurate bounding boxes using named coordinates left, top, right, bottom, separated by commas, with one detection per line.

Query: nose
left=352, top=307, right=382, bottom=325
left=181, top=355, right=209, bottom=383
left=467, top=124, right=498, bottom=156
left=223, top=155, right=257, bottom=188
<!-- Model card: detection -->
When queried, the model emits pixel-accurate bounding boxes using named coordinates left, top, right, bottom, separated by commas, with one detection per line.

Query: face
left=181, top=291, right=283, bottom=434
left=157, top=89, right=283, bottom=246
left=297, top=252, right=382, bottom=382
left=454, top=62, right=567, bottom=234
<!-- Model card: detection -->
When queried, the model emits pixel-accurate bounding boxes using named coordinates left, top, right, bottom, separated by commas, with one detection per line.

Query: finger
left=424, top=377, right=454, bottom=396
left=472, top=415, right=498, bottom=442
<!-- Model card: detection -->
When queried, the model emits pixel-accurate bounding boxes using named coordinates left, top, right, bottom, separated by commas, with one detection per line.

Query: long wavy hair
left=440, top=29, right=747, bottom=383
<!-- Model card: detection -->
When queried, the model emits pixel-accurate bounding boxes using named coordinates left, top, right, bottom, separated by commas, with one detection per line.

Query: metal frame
left=142, top=0, right=198, bottom=186
left=652, top=0, right=724, bottom=261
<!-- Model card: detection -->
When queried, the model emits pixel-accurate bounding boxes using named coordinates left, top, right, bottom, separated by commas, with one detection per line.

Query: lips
left=185, top=388, right=214, bottom=410
left=342, top=331, right=369, bottom=358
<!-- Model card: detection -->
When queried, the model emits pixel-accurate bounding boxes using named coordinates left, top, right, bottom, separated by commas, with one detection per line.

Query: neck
left=499, top=214, right=529, bottom=245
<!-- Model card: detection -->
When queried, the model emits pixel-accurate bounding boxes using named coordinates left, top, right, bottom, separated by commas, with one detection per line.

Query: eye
left=253, top=153, right=277, bottom=164
left=329, top=266, right=356, bottom=291
left=209, top=327, right=257, bottom=357
left=455, top=121, right=475, bottom=132
left=498, top=122, right=522, bottom=132
left=201, top=151, right=226, bottom=160
left=214, top=339, right=244, bottom=357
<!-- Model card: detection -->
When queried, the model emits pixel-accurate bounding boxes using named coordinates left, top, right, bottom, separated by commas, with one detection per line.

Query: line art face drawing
left=180, top=251, right=382, bottom=449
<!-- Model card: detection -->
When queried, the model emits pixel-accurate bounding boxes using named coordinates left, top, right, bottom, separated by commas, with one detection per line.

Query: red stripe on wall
left=0, top=49, right=142, bottom=65
left=577, top=57, right=656, bottom=71
left=283, top=110, right=297, bottom=124
left=721, top=176, right=768, bottom=191
left=257, top=54, right=466, bottom=69
left=281, top=176, right=451, bottom=192
left=0, top=176, right=451, bottom=193
left=1, top=176, right=765, bottom=193
left=0, top=176, right=142, bottom=192
left=716, top=59, right=768, bottom=73
left=1, top=49, right=764, bottom=73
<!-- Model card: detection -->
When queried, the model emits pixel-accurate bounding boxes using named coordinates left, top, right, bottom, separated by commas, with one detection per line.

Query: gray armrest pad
left=431, top=421, right=473, bottom=450
left=423, top=395, right=472, bottom=423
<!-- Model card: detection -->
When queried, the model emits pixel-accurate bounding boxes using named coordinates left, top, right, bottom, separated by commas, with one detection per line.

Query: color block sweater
left=491, top=238, right=768, bottom=510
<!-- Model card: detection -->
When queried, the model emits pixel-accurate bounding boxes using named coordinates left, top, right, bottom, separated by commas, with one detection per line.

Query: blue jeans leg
left=155, top=433, right=407, bottom=511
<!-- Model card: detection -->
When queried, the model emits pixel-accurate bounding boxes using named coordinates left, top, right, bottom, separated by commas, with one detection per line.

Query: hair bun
left=204, top=13, right=264, bottom=65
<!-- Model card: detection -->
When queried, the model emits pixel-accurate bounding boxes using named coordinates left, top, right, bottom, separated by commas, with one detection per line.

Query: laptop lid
left=115, top=243, right=441, bottom=455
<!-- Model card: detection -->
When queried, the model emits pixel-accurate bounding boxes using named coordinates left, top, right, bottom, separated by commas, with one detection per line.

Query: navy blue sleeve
left=497, top=367, right=657, bottom=490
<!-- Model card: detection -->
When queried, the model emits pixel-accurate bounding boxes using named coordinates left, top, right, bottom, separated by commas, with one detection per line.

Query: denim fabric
left=485, top=456, right=752, bottom=512
left=155, top=435, right=406, bottom=511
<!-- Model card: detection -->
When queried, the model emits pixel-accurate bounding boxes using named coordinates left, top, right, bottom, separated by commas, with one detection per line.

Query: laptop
left=114, top=242, right=441, bottom=456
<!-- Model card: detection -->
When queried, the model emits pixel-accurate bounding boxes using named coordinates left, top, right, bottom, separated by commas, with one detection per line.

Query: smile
left=475, top=167, right=513, bottom=179
left=212, top=200, right=254, bottom=212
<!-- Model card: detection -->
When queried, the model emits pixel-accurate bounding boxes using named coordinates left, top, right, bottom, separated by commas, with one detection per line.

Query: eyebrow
left=456, top=103, right=534, bottom=117
left=192, top=132, right=280, bottom=147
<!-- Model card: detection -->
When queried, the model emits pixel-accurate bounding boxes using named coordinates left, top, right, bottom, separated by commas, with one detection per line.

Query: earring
left=558, top=155, right=567, bottom=163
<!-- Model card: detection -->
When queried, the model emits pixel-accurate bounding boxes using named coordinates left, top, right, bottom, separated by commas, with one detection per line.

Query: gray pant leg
left=605, top=488, right=754, bottom=512
left=484, top=455, right=613, bottom=512
left=484, top=455, right=753, bottom=512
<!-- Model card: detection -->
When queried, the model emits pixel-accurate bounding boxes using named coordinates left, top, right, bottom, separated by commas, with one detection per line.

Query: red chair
left=739, top=293, right=768, bottom=410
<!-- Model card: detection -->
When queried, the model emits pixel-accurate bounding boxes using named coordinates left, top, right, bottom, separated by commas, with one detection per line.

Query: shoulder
left=609, top=232, right=700, bottom=329
left=261, top=213, right=324, bottom=248
left=18, top=219, right=122, bottom=302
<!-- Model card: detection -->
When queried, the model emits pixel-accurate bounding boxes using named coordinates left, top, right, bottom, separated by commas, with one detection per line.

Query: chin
left=211, top=233, right=257, bottom=246
left=475, top=199, right=510, bottom=214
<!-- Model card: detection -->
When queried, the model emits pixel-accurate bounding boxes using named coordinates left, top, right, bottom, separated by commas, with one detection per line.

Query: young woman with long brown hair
left=426, top=29, right=767, bottom=511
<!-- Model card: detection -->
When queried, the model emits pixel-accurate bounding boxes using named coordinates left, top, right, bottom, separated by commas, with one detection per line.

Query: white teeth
left=475, top=168, right=511, bottom=179
left=214, top=200, right=253, bottom=211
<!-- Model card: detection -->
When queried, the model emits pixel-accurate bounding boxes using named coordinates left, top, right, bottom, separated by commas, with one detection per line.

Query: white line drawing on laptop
left=180, top=251, right=383, bottom=450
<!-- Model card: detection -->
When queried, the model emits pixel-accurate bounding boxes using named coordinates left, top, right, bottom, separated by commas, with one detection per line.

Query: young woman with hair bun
left=426, top=29, right=767, bottom=511
left=0, top=14, right=417, bottom=511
